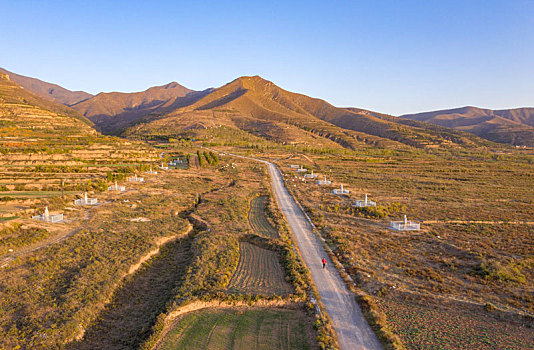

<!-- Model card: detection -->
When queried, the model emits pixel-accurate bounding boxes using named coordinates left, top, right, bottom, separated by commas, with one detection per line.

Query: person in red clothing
left=322, top=257, right=327, bottom=269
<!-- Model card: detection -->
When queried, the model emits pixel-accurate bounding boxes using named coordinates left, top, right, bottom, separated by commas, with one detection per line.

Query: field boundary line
left=423, top=220, right=534, bottom=225
left=127, top=223, right=192, bottom=276
left=74, top=223, right=193, bottom=342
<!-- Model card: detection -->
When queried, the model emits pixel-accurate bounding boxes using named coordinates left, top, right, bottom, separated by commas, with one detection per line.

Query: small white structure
left=145, top=167, right=158, bottom=175
left=159, top=162, right=168, bottom=170
left=352, top=194, right=376, bottom=208
left=332, top=184, right=350, bottom=195
left=390, top=215, right=420, bottom=231
left=108, top=181, right=126, bottom=192
left=317, top=176, right=331, bottom=185
left=304, top=170, right=318, bottom=179
left=289, top=164, right=300, bottom=169
left=128, top=174, right=145, bottom=183
left=296, top=165, right=307, bottom=173
left=32, top=206, right=64, bottom=223
left=74, top=192, right=98, bottom=206
left=169, top=159, right=184, bottom=166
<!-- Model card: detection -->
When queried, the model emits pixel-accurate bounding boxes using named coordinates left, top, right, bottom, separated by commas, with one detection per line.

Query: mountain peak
left=164, top=81, right=179, bottom=88
left=161, top=81, right=187, bottom=90
left=230, top=75, right=276, bottom=92
left=241, top=75, right=269, bottom=82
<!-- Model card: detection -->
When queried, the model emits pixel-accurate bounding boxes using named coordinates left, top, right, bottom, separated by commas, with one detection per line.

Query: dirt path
left=215, top=149, right=382, bottom=350
left=0, top=203, right=108, bottom=268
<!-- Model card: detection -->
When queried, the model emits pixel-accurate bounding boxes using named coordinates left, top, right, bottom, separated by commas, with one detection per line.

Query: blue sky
left=1, top=1, right=532, bottom=115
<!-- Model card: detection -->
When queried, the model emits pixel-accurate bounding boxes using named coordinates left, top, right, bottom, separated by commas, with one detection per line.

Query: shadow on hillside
left=197, top=88, right=247, bottom=110
left=67, top=237, right=192, bottom=350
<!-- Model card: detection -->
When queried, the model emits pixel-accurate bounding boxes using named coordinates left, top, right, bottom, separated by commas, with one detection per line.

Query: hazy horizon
left=1, top=1, right=532, bottom=115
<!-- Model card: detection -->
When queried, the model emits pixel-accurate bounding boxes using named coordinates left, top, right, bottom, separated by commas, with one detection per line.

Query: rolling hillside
left=401, top=106, right=534, bottom=147
left=0, top=67, right=93, bottom=106
left=125, top=76, right=495, bottom=150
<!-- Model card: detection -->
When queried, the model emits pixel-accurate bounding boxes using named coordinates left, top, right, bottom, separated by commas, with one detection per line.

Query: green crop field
left=248, top=195, right=278, bottom=238
left=227, top=242, right=292, bottom=296
left=156, top=307, right=318, bottom=350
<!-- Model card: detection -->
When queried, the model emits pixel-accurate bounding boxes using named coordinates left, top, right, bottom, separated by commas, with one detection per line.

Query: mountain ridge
left=400, top=106, right=534, bottom=146
left=0, top=67, right=93, bottom=106
left=2, top=69, right=529, bottom=148
left=69, top=81, right=211, bottom=134
left=126, top=75, right=496, bottom=150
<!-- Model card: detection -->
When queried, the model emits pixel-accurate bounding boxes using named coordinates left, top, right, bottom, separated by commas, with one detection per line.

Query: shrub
left=474, top=259, right=526, bottom=284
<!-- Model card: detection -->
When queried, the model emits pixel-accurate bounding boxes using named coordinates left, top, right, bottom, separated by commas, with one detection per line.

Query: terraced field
left=248, top=195, right=278, bottom=238
left=227, top=242, right=292, bottom=296
left=156, top=307, right=318, bottom=350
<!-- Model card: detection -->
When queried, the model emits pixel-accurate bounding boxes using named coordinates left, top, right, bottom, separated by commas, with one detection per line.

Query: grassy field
left=156, top=307, right=318, bottom=350
left=227, top=242, right=292, bottom=296
left=0, top=82, right=159, bottom=219
left=249, top=195, right=279, bottom=238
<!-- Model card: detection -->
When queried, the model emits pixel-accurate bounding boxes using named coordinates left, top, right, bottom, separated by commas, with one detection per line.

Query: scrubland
left=271, top=148, right=534, bottom=349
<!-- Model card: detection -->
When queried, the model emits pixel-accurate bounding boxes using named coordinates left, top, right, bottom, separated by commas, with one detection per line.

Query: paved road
left=218, top=150, right=382, bottom=350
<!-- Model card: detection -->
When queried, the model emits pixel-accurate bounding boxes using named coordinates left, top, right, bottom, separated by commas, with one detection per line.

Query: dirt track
left=220, top=149, right=382, bottom=350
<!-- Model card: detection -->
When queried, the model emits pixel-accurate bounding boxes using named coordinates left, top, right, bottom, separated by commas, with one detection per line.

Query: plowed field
left=249, top=196, right=278, bottom=238
left=227, top=242, right=292, bottom=295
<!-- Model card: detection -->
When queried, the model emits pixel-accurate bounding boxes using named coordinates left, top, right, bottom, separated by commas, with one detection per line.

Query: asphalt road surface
left=219, top=150, right=382, bottom=350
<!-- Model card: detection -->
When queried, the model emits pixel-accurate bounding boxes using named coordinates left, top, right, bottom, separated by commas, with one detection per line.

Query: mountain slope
left=126, top=76, right=495, bottom=150
left=0, top=72, right=97, bottom=141
left=70, top=82, right=212, bottom=134
left=400, top=107, right=534, bottom=146
left=0, top=72, right=94, bottom=127
left=0, top=67, right=93, bottom=105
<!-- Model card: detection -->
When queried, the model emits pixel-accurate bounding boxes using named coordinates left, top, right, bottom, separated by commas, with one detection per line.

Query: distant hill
left=125, top=76, right=494, bottom=150
left=0, top=72, right=97, bottom=139
left=400, top=106, right=534, bottom=147
left=70, top=82, right=212, bottom=134
left=0, top=67, right=93, bottom=106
